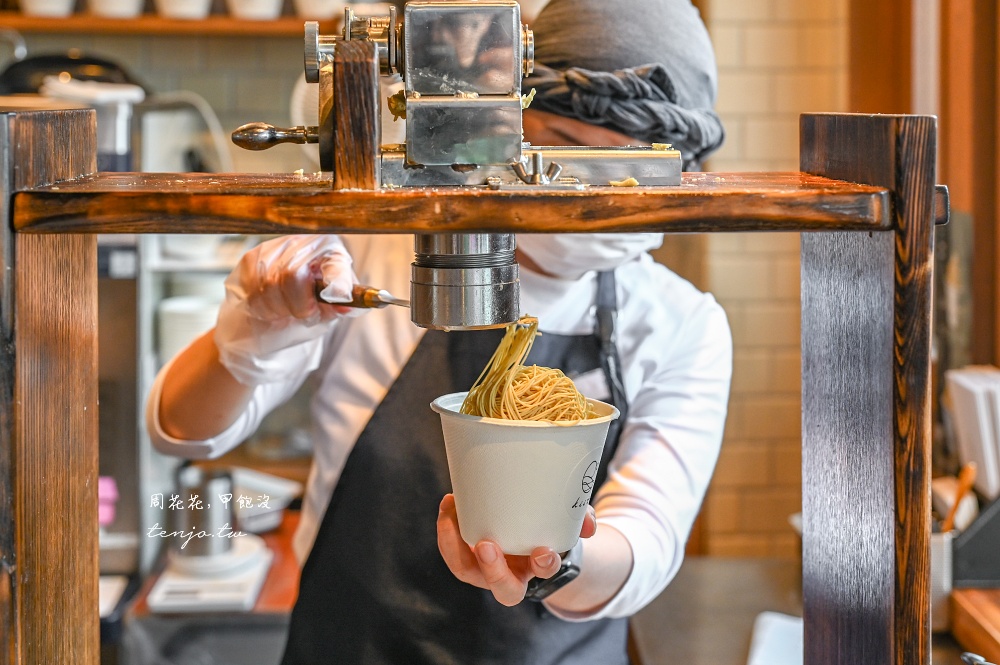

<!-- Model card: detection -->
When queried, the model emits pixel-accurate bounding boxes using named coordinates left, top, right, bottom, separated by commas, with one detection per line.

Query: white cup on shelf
left=20, top=0, right=75, bottom=17
left=154, top=0, right=211, bottom=19
left=292, top=0, right=343, bottom=19
left=89, top=0, right=143, bottom=17
left=226, top=0, right=282, bottom=20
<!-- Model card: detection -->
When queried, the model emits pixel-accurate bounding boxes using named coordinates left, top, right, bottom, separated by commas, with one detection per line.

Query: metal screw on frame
left=510, top=151, right=563, bottom=185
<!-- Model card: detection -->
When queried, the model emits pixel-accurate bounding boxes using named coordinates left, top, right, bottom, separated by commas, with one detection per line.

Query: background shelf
left=0, top=11, right=336, bottom=36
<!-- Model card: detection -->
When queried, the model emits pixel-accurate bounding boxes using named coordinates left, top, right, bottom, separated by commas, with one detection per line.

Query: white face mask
left=516, top=233, right=664, bottom=279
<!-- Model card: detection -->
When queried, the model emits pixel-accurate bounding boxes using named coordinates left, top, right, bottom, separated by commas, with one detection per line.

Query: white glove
left=214, top=235, right=361, bottom=386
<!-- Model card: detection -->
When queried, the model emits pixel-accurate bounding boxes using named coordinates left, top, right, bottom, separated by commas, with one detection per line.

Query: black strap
left=594, top=270, right=629, bottom=491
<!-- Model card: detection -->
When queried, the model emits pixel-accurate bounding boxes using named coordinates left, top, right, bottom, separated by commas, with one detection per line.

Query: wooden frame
left=0, top=110, right=940, bottom=665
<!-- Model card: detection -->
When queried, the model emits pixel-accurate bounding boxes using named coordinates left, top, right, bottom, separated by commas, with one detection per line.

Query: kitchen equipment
left=316, top=282, right=410, bottom=309
left=932, top=474, right=979, bottom=532
left=230, top=467, right=304, bottom=533
left=157, top=295, right=220, bottom=365
left=944, top=367, right=1000, bottom=500
left=943, top=462, right=978, bottom=532
left=172, top=465, right=236, bottom=558
left=231, top=1, right=682, bottom=331
left=150, top=536, right=272, bottom=612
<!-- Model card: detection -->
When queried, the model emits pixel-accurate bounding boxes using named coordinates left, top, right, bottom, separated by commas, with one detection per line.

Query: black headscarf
left=526, top=0, right=725, bottom=169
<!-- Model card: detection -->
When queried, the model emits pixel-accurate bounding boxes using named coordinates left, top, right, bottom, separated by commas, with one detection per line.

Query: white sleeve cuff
left=146, top=354, right=305, bottom=460
left=543, top=515, right=680, bottom=622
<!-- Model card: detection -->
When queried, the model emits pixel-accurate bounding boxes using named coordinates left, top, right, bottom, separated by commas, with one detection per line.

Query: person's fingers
left=278, top=259, right=322, bottom=322
left=317, top=253, right=364, bottom=320
left=280, top=238, right=345, bottom=323
left=581, top=505, right=597, bottom=539
left=437, top=495, right=483, bottom=587
left=474, top=541, right=528, bottom=607
left=528, top=546, right=560, bottom=579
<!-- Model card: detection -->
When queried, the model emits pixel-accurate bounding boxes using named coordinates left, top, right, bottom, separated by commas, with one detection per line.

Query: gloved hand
left=214, top=235, right=361, bottom=386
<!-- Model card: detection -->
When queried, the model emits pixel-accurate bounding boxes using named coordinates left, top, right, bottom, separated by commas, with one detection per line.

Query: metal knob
left=511, top=152, right=563, bottom=185
left=231, top=122, right=318, bottom=151
left=305, top=20, right=340, bottom=83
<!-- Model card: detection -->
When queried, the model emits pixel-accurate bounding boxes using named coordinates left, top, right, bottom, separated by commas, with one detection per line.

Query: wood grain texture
left=332, top=40, right=380, bottom=190
left=801, top=113, right=937, bottom=665
left=12, top=171, right=890, bottom=235
left=0, top=108, right=97, bottom=665
left=801, top=230, right=896, bottom=665
left=14, top=234, right=98, bottom=664
left=951, top=589, right=1000, bottom=661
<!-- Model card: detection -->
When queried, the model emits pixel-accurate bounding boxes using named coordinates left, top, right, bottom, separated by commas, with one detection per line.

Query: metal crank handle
left=232, top=122, right=319, bottom=151
left=314, top=282, right=411, bottom=309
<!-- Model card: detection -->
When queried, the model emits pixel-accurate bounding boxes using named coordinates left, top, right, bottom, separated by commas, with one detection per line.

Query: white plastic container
left=431, top=391, right=619, bottom=555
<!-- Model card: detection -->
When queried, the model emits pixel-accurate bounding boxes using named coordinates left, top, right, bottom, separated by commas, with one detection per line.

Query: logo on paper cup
left=565, top=448, right=603, bottom=517
left=581, top=461, right=598, bottom=494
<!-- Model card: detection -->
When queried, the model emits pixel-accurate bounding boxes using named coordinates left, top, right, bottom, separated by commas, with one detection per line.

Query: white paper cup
left=292, top=0, right=343, bottom=18
left=431, top=391, right=619, bottom=555
left=20, top=0, right=75, bottom=16
left=89, top=0, right=142, bottom=18
left=154, top=0, right=210, bottom=19
left=226, top=0, right=282, bottom=19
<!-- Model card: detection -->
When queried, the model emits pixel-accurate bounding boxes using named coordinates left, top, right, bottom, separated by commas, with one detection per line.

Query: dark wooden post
left=800, top=113, right=936, bottom=665
left=0, top=108, right=99, bottom=665
left=332, top=39, right=381, bottom=190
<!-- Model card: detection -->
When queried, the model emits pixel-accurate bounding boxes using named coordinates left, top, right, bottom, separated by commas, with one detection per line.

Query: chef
left=147, top=1, right=731, bottom=663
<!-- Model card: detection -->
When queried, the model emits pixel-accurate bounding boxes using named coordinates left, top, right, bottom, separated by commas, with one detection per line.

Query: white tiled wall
left=699, top=0, right=848, bottom=559
left=6, top=33, right=308, bottom=173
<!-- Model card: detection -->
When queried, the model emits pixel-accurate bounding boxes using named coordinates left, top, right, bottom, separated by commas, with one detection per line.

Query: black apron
left=282, top=272, right=630, bottom=665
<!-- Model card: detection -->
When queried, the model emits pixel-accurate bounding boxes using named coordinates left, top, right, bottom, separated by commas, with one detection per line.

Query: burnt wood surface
left=12, top=171, right=890, bottom=234
left=0, top=109, right=98, bottom=665
left=800, top=113, right=936, bottom=665
left=0, top=110, right=941, bottom=665
left=332, top=40, right=380, bottom=190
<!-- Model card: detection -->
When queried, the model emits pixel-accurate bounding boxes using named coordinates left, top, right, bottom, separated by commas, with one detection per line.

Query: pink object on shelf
left=98, top=476, right=119, bottom=527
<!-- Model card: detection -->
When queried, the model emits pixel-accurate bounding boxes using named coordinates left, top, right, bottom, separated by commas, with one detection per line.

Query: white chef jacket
left=147, top=233, right=732, bottom=621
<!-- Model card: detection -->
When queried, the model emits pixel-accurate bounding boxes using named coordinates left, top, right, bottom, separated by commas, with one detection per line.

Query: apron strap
left=595, top=270, right=629, bottom=489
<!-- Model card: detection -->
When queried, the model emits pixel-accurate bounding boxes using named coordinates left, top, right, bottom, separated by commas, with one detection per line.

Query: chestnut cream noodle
left=460, top=316, right=598, bottom=423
